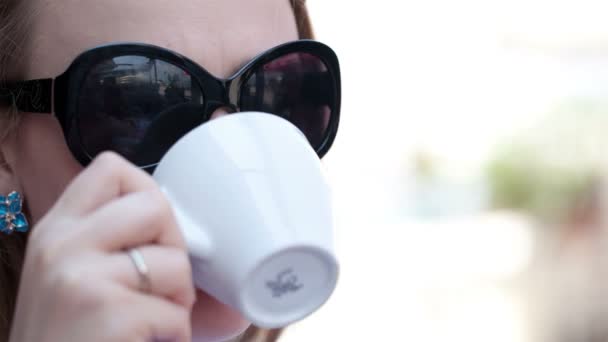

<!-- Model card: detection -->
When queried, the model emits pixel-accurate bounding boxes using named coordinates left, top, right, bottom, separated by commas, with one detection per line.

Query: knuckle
left=175, top=251, right=192, bottom=287
left=28, top=212, right=65, bottom=244
left=138, top=202, right=162, bottom=228
left=150, top=189, right=171, bottom=211
left=54, top=267, right=81, bottom=293
left=176, top=264, right=196, bottom=308
left=94, top=151, right=125, bottom=166
left=145, top=190, right=174, bottom=223
left=91, top=152, right=128, bottom=176
left=173, top=252, right=195, bottom=306
left=145, top=189, right=164, bottom=207
left=163, top=307, right=191, bottom=340
left=102, top=308, right=137, bottom=341
left=112, top=308, right=158, bottom=342
left=30, top=238, right=64, bottom=270
left=54, top=266, right=106, bottom=311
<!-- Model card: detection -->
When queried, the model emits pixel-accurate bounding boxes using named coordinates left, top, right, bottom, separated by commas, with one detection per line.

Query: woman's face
left=0, top=0, right=298, bottom=340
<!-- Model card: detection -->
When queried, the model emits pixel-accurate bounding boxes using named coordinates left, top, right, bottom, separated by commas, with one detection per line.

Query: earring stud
left=0, top=191, right=29, bottom=234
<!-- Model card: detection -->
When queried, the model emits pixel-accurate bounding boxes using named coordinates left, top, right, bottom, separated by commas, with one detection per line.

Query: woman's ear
left=0, top=129, right=22, bottom=196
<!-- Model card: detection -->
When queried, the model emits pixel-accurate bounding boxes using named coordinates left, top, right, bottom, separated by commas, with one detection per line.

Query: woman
left=0, top=0, right=338, bottom=341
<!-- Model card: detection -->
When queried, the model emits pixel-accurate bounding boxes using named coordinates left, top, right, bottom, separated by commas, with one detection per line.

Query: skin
left=0, top=0, right=298, bottom=341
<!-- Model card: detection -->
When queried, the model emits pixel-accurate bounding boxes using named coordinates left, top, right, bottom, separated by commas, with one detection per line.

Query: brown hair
left=0, top=1, right=314, bottom=341
left=0, top=0, right=30, bottom=329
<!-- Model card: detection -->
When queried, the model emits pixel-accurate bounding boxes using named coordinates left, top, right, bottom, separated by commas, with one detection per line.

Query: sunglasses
left=0, top=40, right=341, bottom=171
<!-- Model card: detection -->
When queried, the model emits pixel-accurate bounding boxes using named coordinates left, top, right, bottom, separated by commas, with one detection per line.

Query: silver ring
left=127, top=248, right=151, bottom=293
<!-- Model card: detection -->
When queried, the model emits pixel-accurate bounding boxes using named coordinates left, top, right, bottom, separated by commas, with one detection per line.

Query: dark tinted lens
left=240, top=52, right=334, bottom=149
left=76, top=55, right=204, bottom=166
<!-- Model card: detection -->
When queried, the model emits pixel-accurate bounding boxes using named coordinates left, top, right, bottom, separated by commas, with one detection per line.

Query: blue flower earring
left=0, top=191, right=29, bottom=234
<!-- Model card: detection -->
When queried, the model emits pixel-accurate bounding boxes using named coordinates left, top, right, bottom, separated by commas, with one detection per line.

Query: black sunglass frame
left=0, top=39, right=341, bottom=170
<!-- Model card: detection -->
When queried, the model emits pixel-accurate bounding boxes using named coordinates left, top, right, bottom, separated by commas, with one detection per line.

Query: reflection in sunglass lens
left=75, top=55, right=204, bottom=167
left=239, top=52, right=335, bottom=149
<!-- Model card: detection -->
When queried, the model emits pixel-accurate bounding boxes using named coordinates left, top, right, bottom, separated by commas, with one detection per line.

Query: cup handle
left=160, top=187, right=213, bottom=260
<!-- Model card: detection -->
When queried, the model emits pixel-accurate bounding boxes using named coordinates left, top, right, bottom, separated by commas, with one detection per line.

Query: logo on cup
left=266, top=268, right=303, bottom=298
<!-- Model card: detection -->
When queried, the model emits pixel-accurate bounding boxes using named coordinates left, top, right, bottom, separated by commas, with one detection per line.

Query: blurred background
left=281, top=1, right=608, bottom=341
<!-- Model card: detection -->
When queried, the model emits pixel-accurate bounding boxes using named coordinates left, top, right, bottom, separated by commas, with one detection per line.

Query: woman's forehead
left=23, top=0, right=298, bottom=79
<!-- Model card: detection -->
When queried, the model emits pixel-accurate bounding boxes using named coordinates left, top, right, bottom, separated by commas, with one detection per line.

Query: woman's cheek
left=13, top=113, right=83, bottom=224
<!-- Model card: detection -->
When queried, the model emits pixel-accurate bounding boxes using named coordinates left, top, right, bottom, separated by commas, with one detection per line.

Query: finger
left=111, top=287, right=191, bottom=342
left=54, top=152, right=157, bottom=217
left=108, top=246, right=195, bottom=309
left=191, top=289, right=251, bottom=342
left=77, top=189, right=185, bottom=250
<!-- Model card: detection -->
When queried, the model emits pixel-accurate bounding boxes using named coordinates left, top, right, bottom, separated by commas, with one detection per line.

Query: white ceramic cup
left=152, top=112, right=339, bottom=328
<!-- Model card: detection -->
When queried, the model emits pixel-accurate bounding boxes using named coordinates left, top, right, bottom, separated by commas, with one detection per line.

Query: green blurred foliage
left=487, top=146, right=594, bottom=222
left=486, top=100, right=608, bottom=222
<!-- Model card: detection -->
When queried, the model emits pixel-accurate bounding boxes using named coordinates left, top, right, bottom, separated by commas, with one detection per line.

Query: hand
left=9, top=152, right=196, bottom=342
